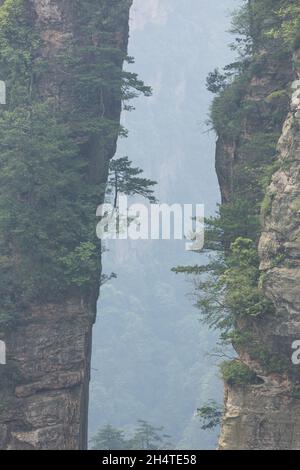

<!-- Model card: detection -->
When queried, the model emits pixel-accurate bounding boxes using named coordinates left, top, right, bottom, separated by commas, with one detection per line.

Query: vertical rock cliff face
left=218, top=47, right=300, bottom=450
left=0, top=0, right=132, bottom=450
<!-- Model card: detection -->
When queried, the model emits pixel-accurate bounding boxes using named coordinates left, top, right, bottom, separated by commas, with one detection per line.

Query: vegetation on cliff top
left=0, top=0, right=152, bottom=328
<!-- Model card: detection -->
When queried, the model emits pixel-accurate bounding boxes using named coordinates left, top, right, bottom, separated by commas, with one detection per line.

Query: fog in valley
left=89, top=0, right=237, bottom=449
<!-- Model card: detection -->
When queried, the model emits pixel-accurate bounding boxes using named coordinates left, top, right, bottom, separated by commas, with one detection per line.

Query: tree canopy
left=91, top=420, right=173, bottom=450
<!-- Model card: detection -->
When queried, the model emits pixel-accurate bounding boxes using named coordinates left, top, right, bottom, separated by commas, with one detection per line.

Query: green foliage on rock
left=220, top=360, right=258, bottom=386
left=197, top=401, right=223, bottom=430
left=210, top=74, right=249, bottom=140
left=0, top=0, right=152, bottom=324
left=129, top=420, right=172, bottom=451
left=90, top=424, right=128, bottom=450
left=174, top=237, right=272, bottom=342
left=108, top=156, right=157, bottom=208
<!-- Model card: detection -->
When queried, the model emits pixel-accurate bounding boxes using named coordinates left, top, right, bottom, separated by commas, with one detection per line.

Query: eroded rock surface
left=219, top=63, right=300, bottom=451
left=0, top=0, right=132, bottom=450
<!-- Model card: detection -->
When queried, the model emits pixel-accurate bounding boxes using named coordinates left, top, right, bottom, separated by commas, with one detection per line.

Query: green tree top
left=91, top=420, right=173, bottom=451
left=129, top=420, right=172, bottom=450
left=90, top=424, right=128, bottom=450
left=108, top=157, right=157, bottom=208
